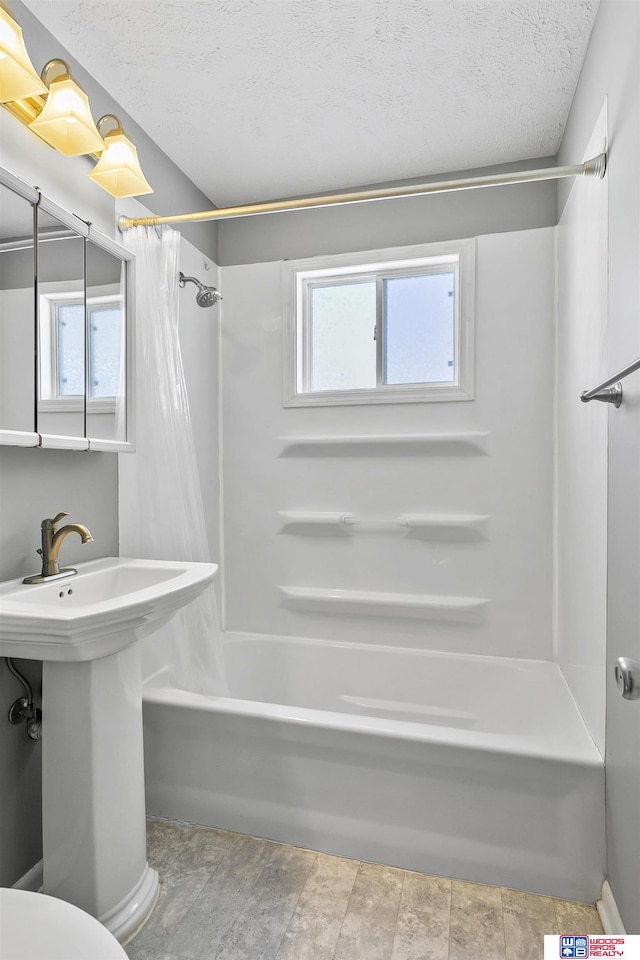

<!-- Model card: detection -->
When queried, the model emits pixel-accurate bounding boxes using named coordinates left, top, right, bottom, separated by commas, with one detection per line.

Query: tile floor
left=125, top=819, right=603, bottom=960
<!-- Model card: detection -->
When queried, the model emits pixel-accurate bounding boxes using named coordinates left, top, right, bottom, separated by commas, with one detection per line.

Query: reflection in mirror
left=0, top=183, right=36, bottom=434
left=36, top=208, right=85, bottom=439
left=85, top=240, right=126, bottom=444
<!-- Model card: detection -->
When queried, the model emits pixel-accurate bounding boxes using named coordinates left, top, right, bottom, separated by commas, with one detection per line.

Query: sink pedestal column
left=42, top=641, right=158, bottom=942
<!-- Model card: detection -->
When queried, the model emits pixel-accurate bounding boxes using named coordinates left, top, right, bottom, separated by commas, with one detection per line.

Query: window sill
left=283, top=382, right=473, bottom=407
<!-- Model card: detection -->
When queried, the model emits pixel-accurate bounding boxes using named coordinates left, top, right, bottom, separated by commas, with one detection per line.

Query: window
left=87, top=300, right=122, bottom=398
left=283, top=240, right=474, bottom=406
left=39, top=286, right=123, bottom=411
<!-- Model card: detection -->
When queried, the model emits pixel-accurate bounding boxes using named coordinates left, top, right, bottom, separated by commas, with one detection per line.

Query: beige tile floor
left=125, top=819, right=603, bottom=960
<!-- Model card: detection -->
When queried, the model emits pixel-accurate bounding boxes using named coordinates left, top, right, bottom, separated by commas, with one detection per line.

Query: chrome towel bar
left=581, top=356, right=640, bottom=408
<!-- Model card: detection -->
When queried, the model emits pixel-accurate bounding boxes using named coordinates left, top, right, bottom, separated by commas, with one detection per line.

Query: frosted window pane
left=310, top=282, right=376, bottom=391
left=383, top=272, right=455, bottom=384
left=56, top=303, right=84, bottom=396
left=89, top=307, right=121, bottom=398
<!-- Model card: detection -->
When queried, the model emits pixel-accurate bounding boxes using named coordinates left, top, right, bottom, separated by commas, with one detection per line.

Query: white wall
left=220, top=227, right=555, bottom=660
left=558, top=0, right=640, bottom=930
left=556, top=104, right=609, bottom=754
left=177, top=240, right=221, bottom=570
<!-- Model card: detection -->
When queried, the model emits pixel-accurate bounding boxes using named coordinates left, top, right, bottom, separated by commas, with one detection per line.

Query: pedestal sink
left=0, top=557, right=218, bottom=941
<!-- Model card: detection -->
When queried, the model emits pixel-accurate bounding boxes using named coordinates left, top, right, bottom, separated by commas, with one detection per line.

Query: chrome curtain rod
left=118, top=153, right=607, bottom=230
left=581, top=356, right=640, bottom=408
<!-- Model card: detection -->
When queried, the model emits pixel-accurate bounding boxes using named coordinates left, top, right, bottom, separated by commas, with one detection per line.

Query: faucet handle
left=43, top=512, right=69, bottom=528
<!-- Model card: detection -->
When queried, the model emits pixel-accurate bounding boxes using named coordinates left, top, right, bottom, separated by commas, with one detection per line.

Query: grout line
left=331, top=860, right=362, bottom=960
left=445, top=880, right=453, bottom=960
left=388, top=870, right=407, bottom=960
left=499, top=888, right=507, bottom=960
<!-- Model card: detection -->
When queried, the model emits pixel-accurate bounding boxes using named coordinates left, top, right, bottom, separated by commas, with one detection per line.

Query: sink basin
left=0, top=556, right=218, bottom=661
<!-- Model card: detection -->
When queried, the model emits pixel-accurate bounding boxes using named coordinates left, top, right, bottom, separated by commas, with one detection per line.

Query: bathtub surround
left=219, top=229, right=554, bottom=659
left=124, top=818, right=604, bottom=960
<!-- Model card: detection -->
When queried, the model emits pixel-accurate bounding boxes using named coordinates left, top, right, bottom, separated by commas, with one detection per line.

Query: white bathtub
left=141, top=633, right=604, bottom=901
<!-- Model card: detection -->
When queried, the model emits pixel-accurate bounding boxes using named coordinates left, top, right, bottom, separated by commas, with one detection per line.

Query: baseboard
left=12, top=859, right=43, bottom=893
left=597, top=880, right=626, bottom=934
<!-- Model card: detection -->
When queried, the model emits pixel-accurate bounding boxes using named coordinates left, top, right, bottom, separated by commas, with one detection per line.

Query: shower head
left=178, top=272, right=222, bottom=308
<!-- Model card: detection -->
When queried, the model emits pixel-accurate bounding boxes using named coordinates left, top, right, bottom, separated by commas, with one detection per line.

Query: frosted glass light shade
left=0, top=8, right=47, bottom=102
left=29, top=76, right=105, bottom=155
left=89, top=131, right=153, bottom=198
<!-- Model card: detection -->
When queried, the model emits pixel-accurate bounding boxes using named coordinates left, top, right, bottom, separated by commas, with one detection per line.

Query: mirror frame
left=36, top=193, right=90, bottom=451
left=0, top=166, right=135, bottom=453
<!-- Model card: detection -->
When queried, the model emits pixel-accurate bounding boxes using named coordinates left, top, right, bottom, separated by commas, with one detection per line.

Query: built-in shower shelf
left=276, top=432, right=491, bottom=458
left=277, top=511, right=490, bottom=540
left=278, top=586, right=489, bottom=622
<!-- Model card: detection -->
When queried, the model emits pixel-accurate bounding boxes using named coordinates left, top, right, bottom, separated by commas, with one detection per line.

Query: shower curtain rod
left=118, top=153, right=607, bottom=230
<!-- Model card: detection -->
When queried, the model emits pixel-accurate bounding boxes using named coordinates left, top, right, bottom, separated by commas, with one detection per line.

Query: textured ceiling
left=22, top=0, right=599, bottom=206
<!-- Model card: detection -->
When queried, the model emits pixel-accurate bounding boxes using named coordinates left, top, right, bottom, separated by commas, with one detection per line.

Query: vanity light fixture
left=0, top=8, right=154, bottom=198
left=28, top=59, right=105, bottom=156
left=89, top=114, right=153, bottom=198
left=0, top=6, right=47, bottom=102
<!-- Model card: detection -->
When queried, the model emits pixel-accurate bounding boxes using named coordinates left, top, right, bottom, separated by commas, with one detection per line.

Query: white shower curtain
left=119, top=225, right=227, bottom=695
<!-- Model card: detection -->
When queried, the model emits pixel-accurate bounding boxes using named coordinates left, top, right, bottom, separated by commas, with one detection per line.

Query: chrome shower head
left=178, top=272, right=222, bottom=308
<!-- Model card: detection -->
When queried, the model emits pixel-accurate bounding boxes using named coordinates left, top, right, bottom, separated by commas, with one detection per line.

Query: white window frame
left=38, top=282, right=121, bottom=413
left=283, top=239, right=475, bottom=407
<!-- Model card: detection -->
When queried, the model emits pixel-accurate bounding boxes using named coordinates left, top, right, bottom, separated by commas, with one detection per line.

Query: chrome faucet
left=23, top=512, right=94, bottom=584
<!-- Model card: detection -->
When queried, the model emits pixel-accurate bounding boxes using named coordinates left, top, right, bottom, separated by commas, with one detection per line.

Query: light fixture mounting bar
left=118, top=153, right=607, bottom=230
left=2, top=94, right=45, bottom=125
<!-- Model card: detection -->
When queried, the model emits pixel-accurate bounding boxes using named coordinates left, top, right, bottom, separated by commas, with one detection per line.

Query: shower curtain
left=119, top=225, right=227, bottom=695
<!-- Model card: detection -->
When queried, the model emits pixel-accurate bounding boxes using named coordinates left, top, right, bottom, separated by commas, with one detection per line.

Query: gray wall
left=558, top=0, right=640, bottom=929
left=218, top=157, right=557, bottom=265
left=0, top=2, right=216, bottom=887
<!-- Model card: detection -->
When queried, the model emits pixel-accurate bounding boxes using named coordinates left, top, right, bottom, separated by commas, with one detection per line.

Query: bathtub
left=141, top=633, right=604, bottom=902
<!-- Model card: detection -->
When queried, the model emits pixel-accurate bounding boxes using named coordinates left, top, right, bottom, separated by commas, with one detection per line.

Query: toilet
left=0, top=888, right=128, bottom=960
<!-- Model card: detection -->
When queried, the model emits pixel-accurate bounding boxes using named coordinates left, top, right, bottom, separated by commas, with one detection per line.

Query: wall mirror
left=36, top=203, right=87, bottom=443
left=0, top=177, right=37, bottom=443
left=0, top=166, right=134, bottom=452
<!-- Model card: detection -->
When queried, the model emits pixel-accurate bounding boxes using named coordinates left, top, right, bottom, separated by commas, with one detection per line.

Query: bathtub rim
left=142, top=679, right=602, bottom=768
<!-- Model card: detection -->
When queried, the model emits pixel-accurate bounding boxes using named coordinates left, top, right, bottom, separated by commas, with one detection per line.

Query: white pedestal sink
left=0, top=557, right=218, bottom=942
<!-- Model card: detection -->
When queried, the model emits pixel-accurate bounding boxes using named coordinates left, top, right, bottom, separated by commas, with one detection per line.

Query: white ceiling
left=23, top=0, right=599, bottom=206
